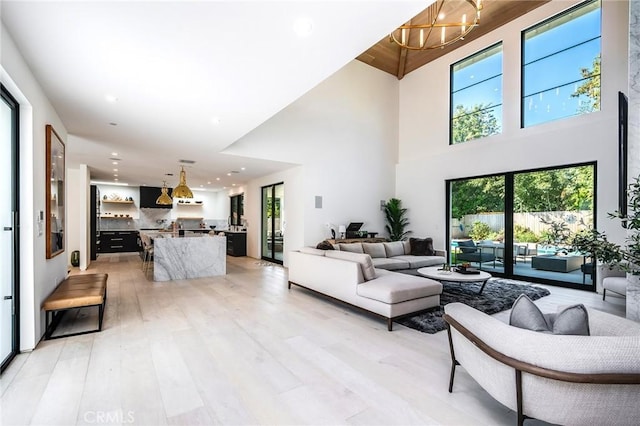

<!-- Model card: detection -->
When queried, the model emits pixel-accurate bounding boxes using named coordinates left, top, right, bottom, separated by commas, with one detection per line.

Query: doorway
left=261, top=183, right=284, bottom=264
left=1, top=85, right=19, bottom=372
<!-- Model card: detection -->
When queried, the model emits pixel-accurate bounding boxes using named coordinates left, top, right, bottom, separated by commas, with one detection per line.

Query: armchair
left=597, top=264, right=626, bottom=300
left=456, top=240, right=496, bottom=269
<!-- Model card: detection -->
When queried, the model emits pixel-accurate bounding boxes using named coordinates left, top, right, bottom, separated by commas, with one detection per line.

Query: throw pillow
left=551, top=304, right=590, bottom=336
left=316, top=240, right=335, bottom=250
left=509, top=294, right=551, bottom=332
left=509, top=294, right=590, bottom=336
left=410, top=237, right=436, bottom=256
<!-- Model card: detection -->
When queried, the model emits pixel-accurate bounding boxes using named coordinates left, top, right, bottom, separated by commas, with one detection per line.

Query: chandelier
left=389, top=0, right=483, bottom=50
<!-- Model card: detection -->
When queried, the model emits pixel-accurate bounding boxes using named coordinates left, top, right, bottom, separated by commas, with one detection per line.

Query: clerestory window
left=450, top=42, right=503, bottom=144
left=522, top=0, right=601, bottom=128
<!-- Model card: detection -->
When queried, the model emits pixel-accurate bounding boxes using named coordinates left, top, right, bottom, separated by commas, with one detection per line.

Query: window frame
left=449, top=41, right=503, bottom=145
left=520, top=0, right=601, bottom=128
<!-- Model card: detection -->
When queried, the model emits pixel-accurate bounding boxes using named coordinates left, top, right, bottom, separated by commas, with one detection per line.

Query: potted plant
left=571, top=176, right=640, bottom=274
left=384, top=198, right=411, bottom=241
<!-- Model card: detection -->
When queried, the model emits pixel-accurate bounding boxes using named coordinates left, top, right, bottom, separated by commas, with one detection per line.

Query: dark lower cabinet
left=99, top=231, right=141, bottom=253
left=225, top=232, right=247, bottom=256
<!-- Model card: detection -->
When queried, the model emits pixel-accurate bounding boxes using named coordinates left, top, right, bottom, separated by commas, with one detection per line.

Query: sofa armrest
left=434, top=249, right=447, bottom=258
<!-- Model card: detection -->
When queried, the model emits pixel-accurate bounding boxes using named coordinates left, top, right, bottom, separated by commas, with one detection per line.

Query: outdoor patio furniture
left=456, top=240, right=496, bottom=269
left=531, top=254, right=582, bottom=273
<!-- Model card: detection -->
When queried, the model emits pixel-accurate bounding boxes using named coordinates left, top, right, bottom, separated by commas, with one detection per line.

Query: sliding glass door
left=261, top=183, right=284, bottom=264
left=514, top=165, right=594, bottom=287
left=448, top=163, right=595, bottom=290
left=1, top=85, right=19, bottom=372
left=449, top=175, right=505, bottom=274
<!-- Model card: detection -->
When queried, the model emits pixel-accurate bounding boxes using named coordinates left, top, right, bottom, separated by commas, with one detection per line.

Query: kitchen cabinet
left=222, top=231, right=246, bottom=257
left=99, top=231, right=141, bottom=253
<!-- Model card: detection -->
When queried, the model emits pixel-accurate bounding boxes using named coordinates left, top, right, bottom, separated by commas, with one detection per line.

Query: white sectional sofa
left=288, top=246, right=443, bottom=330
left=444, top=302, right=640, bottom=425
left=333, top=240, right=447, bottom=272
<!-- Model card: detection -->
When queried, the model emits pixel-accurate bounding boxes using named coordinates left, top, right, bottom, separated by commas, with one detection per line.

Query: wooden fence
left=451, top=211, right=593, bottom=239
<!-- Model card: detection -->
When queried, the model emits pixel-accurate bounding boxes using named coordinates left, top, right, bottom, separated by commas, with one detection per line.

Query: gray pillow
left=510, top=294, right=590, bottom=336
left=509, top=294, right=551, bottom=332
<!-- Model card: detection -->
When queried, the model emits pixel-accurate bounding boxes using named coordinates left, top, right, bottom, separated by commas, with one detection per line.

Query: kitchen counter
left=145, top=232, right=226, bottom=281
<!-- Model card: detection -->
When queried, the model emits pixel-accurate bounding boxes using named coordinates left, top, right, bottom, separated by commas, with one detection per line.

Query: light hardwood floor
left=0, top=254, right=626, bottom=425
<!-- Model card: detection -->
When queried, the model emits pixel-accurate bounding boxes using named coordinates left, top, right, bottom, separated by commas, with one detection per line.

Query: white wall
left=67, top=165, right=90, bottom=270
left=1, top=24, right=68, bottom=350
left=396, top=0, right=629, bottom=250
left=226, top=60, right=400, bottom=248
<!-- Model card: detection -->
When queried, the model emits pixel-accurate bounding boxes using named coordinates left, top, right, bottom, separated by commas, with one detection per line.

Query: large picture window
left=522, top=0, right=601, bottom=128
left=450, top=42, right=502, bottom=144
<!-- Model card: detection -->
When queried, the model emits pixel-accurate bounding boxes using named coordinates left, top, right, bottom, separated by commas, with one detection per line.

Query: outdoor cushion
left=383, top=241, right=405, bottom=257
left=457, top=240, right=477, bottom=253
left=362, top=242, right=387, bottom=258
left=325, top=250, right=376, bottom=281
left=371, top=257, right=410, bottom=270
left=339, top=243, right=364, bottom=254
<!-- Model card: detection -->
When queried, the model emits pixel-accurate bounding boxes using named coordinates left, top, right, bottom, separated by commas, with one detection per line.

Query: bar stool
left=140, top=233, right=154, bottom=276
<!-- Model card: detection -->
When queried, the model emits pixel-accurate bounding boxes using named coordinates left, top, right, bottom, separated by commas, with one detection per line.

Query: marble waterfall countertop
left=150, top=233, right=226, bottom=281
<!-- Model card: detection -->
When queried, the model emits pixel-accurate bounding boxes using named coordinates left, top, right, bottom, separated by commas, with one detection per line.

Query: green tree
left=451, top=104, right=500, bottom=144
left=451, top=176, right=504, bottom=219
left=513, top=166, right=593, bottom=213
left=571, top=54, right=600, bottom=113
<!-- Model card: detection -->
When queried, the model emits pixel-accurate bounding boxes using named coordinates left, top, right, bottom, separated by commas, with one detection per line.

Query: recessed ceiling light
left=232, top=183, right=236, bottom=187
left=105, top=94, right=118, bottom=103
left=113, top=168, right=118, bottom=172
left=112, top=161, right=118, bottom=165
left=111, top=152, right=118, bottom=156
left=114, top=178, right=119, bottom=181
left=114, top=174, right=118, bottom=177
left=200, top=185, right=204, bottom=188
left=207, top=181, right=211, bottom=185
left=293, top=17, right=313, bottom=37
left=241, top=167, right=246, bottom=171
left=226, top=173, right=231, bottom=176
left=216, top=177, right=220, bottom=181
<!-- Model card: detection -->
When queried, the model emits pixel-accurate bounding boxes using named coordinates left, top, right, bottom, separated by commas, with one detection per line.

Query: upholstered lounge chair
left=456, top=240, right=496, bottom=269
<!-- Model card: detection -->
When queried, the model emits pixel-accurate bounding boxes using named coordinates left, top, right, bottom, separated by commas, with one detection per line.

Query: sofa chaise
left=288, top=247, right=443, bottom=330
left=443, top=302, right=640, bottom=425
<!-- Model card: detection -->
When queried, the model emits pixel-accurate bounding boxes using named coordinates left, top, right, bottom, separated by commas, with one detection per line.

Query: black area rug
left=397, top=278, right=551, bottom=334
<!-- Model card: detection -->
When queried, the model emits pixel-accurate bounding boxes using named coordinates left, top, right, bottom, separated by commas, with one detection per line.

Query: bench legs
left=44, top=290, right=106, bottom=340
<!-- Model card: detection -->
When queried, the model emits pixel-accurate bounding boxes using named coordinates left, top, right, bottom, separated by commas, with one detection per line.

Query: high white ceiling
left=1, top=0, right=426, bottom=190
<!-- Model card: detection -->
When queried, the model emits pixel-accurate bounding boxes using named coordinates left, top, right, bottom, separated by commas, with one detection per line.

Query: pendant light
left=156, top=181, right=173, bottom=205
left=172, top=166, right=194, bottom=199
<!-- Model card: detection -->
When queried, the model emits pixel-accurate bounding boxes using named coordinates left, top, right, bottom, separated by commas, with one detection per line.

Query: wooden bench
left=41, top=273, right=108, bottom=340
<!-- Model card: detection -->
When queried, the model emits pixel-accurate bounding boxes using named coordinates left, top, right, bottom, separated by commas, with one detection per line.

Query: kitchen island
left=144, top=232, right=226, bottom=281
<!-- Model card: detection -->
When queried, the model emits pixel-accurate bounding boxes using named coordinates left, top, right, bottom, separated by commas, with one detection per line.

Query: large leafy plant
left=384, top=198, right=411, bottom=241
left=571, top=176, right=640, bottom=274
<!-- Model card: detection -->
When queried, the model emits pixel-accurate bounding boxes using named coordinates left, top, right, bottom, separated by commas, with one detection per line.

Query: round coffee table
left=417, top=266, right=492, bottom=294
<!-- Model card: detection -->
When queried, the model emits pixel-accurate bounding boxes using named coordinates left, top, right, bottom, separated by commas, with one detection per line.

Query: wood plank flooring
left=0, top=253, right=626, bottom=425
